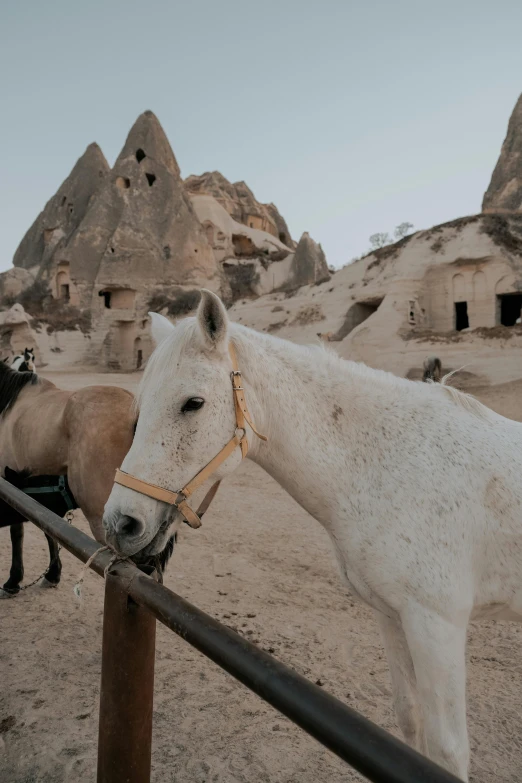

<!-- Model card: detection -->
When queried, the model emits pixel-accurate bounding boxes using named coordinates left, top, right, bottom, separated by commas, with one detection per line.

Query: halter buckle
left=231, top=370, right=244, bottom=390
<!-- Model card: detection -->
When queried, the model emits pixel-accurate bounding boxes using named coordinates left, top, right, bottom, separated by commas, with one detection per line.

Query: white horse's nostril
left=115, top=514, right=144, bottom=540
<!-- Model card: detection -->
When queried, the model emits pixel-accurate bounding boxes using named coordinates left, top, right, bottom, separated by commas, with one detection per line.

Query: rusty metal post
left=97, top=568, right=157, bottom=783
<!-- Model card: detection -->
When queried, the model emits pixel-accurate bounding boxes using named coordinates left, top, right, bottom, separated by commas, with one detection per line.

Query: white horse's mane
left=436, top=371, right=493, bottom=421
left=139, top=317, right=496, bottom=423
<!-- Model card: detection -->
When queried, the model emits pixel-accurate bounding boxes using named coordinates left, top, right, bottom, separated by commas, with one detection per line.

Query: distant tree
left=369, top=232, right=391, bottom=250
left=394, top=222, right=414, bottom=240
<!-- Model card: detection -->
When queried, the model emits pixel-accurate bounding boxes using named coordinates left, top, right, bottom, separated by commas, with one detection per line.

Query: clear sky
left=1, top=0, right=521, bottom=272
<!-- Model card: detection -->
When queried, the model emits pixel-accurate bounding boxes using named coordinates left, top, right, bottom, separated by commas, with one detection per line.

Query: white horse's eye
left=181, top=397, right=205, bottom=413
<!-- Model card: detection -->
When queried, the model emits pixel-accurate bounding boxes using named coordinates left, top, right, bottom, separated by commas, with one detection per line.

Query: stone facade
left=343, top=215, right=522, bottom=340
left=308, top=214, right=522, bottom=366
left=423, top=255, right=522, bottom=332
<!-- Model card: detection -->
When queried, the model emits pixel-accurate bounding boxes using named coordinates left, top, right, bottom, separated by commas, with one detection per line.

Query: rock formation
left=265, top=203, right=294, bottom=247
left=483, top=93, right=522, bottom=213
left=230, top=212, right=522, bottom=386
left=0, top=304, right=42, bottom=365
left=55, top=111, right=221, bottom=309
left=5, top=110, right=331, bottom=370
left=14, top=143, right=110, bottom=273
left=0, top=268, right=35, bottom=302
left=185, top=171, right=293, bottom=245
left=289, top=233, right=331, bottom=288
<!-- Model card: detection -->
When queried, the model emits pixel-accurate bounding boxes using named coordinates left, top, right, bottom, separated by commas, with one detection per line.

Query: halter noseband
left=114, top=343, right=267, bottom=529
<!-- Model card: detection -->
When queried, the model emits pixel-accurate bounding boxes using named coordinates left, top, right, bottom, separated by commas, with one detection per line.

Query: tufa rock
left=289, top=232, right=331, bottom=288
left=8, top=109, right=330, bottom=369
left=185, top=171, right=292, bottom=244
left=3, top=303, right=32, bottom=325
left=0, top=304, right=42, bottom=366
left=14, top=143, right=110, bottom=272
left=60, top=111, right=220, bottom=306
left=0, top=268, right=35, bottom=302
left=266, top=203, right=295, bottom=248
left=483, top=94, right=522, bottom=213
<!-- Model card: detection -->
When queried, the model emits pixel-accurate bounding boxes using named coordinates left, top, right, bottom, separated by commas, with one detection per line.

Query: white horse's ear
left=197, top=290, right=228, bottom=350
left=148, top=312, right=174, bottom=347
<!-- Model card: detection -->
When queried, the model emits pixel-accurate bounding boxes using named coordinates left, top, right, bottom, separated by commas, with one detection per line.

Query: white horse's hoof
left=39, top=578, right=58, bottom=589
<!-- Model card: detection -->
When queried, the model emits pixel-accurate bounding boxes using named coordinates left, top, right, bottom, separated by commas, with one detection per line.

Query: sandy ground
left=1, top=370, right=522, bottom=782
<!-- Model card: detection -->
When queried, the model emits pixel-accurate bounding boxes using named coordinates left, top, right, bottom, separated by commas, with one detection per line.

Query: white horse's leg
left=377, top=612, right=425, bottom=752
left=402, top=605, right=469, bottom=781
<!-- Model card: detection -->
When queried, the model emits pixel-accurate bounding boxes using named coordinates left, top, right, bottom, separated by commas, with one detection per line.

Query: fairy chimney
left=483, top=94, right=522, bottom=214
left=289, top=232, right=331, bottom=287
left=62, top=111, right=220, bottom=308
left=13, top=143, right=110, bottom=273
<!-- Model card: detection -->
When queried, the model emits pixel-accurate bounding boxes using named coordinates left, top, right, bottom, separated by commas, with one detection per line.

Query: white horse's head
left=103, top=290, right=249, bottom=558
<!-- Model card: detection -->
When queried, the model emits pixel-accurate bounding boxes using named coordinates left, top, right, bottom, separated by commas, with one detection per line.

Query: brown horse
left=0, top=362, right=175, bottom=595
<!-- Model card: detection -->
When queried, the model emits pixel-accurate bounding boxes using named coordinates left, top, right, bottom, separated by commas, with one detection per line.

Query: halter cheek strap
left=114, top=343, right=267, bottom=529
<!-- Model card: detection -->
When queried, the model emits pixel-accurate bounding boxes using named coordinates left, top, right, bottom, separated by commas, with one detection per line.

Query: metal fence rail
left=0, top=477, right=462, bottom=783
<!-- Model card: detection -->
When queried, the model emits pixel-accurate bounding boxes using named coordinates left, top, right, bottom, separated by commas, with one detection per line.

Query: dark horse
left=0, top=361, right=175, bottom=596
left=1, top=469, right=75, bottom=594
left=422, top=356, right=442, bottom=383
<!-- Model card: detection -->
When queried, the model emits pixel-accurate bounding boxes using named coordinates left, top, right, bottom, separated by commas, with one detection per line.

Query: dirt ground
left=1, top=370, right=522, bottom=783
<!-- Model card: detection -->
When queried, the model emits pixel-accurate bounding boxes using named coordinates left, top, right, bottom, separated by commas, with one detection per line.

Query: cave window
left=60, top=196, right=66, bottom=207
left=249, top=222, right=254, bottom=228
left=135, top=337, right=143, bottom=369
left=136, top=149, right=146, bottom=163
left=68, top=204, right=74, bottom=214
left=163, top=245, right=171, bottom=260
left=498, top=293, right=522, bottom=326
left=60, top=284, right=70, bottom=302
left=408, top=300, right=415, bottom=325
left=99, top=290, right=112, bottom=309
left=279, top=232, right=287, bottom=243
left=116, top=176, right=131, bottom=190
left=145, top=172, right=156, bottom=187
left=110, top=247, right=115, bottom=254
left=455, top=301, right=469, bottom=331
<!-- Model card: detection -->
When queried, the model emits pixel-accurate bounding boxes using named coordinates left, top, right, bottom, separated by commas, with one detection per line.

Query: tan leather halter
left=114, top=343, right=267, bottom=529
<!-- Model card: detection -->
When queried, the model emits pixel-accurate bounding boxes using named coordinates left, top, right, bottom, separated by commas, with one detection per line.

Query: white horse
left=103, top=290, right=522, bottom=781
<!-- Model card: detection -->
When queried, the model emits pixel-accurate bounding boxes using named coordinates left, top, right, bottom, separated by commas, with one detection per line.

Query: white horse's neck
left=231, top=326, right=409, bottom=528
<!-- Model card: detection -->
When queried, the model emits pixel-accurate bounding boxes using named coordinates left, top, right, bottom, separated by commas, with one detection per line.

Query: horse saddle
left=4, top=468, right=77, bottom=512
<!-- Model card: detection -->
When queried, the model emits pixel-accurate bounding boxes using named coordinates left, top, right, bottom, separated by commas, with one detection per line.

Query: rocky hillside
left=184, top=171, right=294, bottom=247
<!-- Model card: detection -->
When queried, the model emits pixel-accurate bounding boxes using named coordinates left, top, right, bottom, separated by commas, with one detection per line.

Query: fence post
left=97, top=568, right=157, bottom=783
